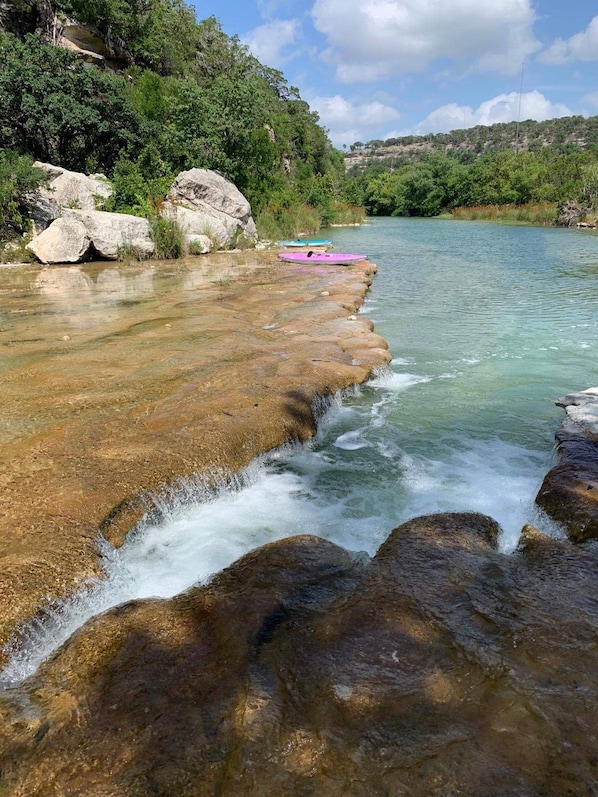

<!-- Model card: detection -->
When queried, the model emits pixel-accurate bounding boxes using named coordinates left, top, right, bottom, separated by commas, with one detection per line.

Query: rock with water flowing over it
left=536, top=387, right=598, bottom=541
left=2, top=512, right=597, bottom=796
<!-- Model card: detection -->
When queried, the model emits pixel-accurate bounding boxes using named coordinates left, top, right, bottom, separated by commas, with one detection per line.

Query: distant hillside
left=344, top=116, right=598, bottom=169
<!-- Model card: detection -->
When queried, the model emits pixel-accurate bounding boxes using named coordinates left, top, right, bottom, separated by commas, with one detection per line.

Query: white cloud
left=309, top=94, right=400, bottom=146
left=401, top=91, right=572, bottom=135
left=539, top=16, right=598, bottom=65
left=582, top=92, right=598, bottom=109
left=311, top=0, right=540, bottom=82
left=242, top=19, right=300, bottom=67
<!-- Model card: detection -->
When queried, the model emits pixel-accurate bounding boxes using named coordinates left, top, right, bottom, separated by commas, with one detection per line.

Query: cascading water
left=2, top=217, right=596, bottom=685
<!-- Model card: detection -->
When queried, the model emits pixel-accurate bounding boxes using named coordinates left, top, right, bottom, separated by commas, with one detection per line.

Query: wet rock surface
left=1, top=512, right=597, bottom=796
left=0, top=254, right=389, bottom=659
left=536, top=388, right=598, bottom=541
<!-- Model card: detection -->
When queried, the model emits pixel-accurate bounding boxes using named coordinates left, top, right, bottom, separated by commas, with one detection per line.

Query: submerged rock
left=536, top=387, right=598, bottom=541
left=2, top=512, right=597, bottom=795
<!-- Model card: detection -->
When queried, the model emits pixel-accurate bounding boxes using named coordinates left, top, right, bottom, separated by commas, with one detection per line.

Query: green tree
left=0, top=33, right=147, bottom=172
left=0, top=150, right=47, bottom=242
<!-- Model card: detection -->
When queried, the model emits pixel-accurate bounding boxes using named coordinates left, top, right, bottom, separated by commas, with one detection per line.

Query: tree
left=0, top=33, right=147, bottom=172
left=0, top=150, right=47, bottom=241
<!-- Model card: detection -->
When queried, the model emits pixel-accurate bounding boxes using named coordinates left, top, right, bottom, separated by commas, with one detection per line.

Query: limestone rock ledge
left=536, top=387, right=598, bottom=541
left=0, top=257, right=389, bottom=663
left=1, top=513, right=597, bottom=796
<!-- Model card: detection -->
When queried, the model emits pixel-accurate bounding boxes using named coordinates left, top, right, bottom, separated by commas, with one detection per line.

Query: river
left=3, top=217, right=597, bottom=684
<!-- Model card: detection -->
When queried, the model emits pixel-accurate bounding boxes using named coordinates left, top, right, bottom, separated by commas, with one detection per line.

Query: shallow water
left=2, top=218, right=597, bottom=684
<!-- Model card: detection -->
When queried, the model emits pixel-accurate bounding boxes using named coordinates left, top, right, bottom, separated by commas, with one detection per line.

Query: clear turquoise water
left=3, top=218, right=597, bottom=683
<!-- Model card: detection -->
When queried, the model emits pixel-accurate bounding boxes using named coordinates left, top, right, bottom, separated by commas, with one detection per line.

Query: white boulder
left=63, top=209, right=154, bottom=260
left=27, top=217, right=91, bottom=264
left=35, top=162, right=112, bottom=214
left=166, top=169, right=257, bottom=248
left=185, top=234, right=212, bottom=254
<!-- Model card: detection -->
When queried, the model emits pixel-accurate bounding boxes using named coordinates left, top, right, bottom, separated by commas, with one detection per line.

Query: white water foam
left=1, top=376, right=564, bottom=686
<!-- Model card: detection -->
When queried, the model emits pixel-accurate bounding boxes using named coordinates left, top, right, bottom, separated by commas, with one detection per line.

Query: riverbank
left=0, top=251, right=390, bottom=659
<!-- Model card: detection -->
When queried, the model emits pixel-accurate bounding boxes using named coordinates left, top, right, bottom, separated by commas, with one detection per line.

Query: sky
left=190, top=0, right=598, bottom=149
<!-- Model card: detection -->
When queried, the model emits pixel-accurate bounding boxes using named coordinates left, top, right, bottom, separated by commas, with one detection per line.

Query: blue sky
left=191, top=0, right=598, bottom=148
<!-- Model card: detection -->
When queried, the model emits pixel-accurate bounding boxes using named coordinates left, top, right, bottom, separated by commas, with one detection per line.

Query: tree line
left=343, top=148, right=598, bottom=220
left=0, top=0, right=350, bottom=245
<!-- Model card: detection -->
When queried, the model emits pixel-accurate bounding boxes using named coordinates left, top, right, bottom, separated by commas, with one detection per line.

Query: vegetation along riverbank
left=2, top=2, right=597, bottom=266
left=343, top=116, right=598, bottom=226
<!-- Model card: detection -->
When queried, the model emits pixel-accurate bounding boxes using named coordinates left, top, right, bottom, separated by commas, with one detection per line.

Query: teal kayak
left=278, top=239, right=332, bottom=247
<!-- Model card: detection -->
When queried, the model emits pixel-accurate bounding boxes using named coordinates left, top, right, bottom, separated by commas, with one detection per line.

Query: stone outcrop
left=536, top=387, right=598, bottom=541
left=26, top=216, right=91, bottom=264
left=30, top=162, right=112, bottom=231
left=0, top=256, right=389, bottom=662
left=56, top=18, right=131, bottom=70
left=63, top=208, right=154, bottom=260
left=166, top=168, right=258, bottom=248
left=25, top=165, right=258, bottom=263
left=1, top=513, right=597, bottom=796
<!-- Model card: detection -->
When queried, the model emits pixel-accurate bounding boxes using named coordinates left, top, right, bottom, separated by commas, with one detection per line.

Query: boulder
left=26, top=216, right=91, bottom=264
left=166, top=169, right=258, bottom=248
left=536, top=387, right=598, bottom=541
left=185, top=233, right=212, bottom=254
left=165, top=204, right=229, bottom=249
left=3, top=513, right=598, bottom=795
left=26, top=162, right=113, bottom=235
left=36, top=161, right=112, bottom=213
left=63, top=209, right=154, bottom=260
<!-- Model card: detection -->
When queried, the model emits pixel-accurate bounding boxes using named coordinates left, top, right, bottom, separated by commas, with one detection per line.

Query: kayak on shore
left=278, top=251, right=367, bottom=265
left=278, top=239, right=333, bottom=248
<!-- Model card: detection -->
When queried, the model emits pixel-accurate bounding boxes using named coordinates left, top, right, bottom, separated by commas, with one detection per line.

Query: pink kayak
left=278, top=251, right=368, bottom=265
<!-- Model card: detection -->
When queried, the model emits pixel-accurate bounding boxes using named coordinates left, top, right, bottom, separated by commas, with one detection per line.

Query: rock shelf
left=0, top=253, right=389, bottom=659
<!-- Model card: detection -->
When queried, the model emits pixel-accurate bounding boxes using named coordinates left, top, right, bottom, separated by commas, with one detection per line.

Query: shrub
left=255, top=202, right=321, bottom=241
left=0, top=150, right=47, bottom=243
left=150, top=215, right=183, bottom=259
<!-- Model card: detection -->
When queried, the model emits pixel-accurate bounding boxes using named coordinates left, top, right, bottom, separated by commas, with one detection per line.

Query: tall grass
left=150, top=216, right=184, bottom=259
left=449, top=202, right=557, bottom=225
left=328, top=201, right=367, bottom=226
left=256, top=200, right=366, bottom=240
left=255, top=202, right=321, bottom=241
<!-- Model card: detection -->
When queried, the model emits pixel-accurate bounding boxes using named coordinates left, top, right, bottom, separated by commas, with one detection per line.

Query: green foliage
left=450, top=202, right=558, bottom=225
left=104, top=147, right=173, bottom=216
left=0, top=11, right=352, bottom=238
left=0, top=33, right=146, bottom=173
left=150, top=215, right=184, bottom=259
left=255, top=202, right=321, bottom=241
left=358, top=148, right=598, bottom=219
left=0, top=149, right=47, bottom=242
left=53, top=0, right=200, bottom=75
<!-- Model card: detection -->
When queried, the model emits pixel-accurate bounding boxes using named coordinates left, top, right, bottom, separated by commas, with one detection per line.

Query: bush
left=0, top=150, right=47, bottom=243
left=150, top=215, right=184, bottom=259
left=255, top=202, right=321, bottom=240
